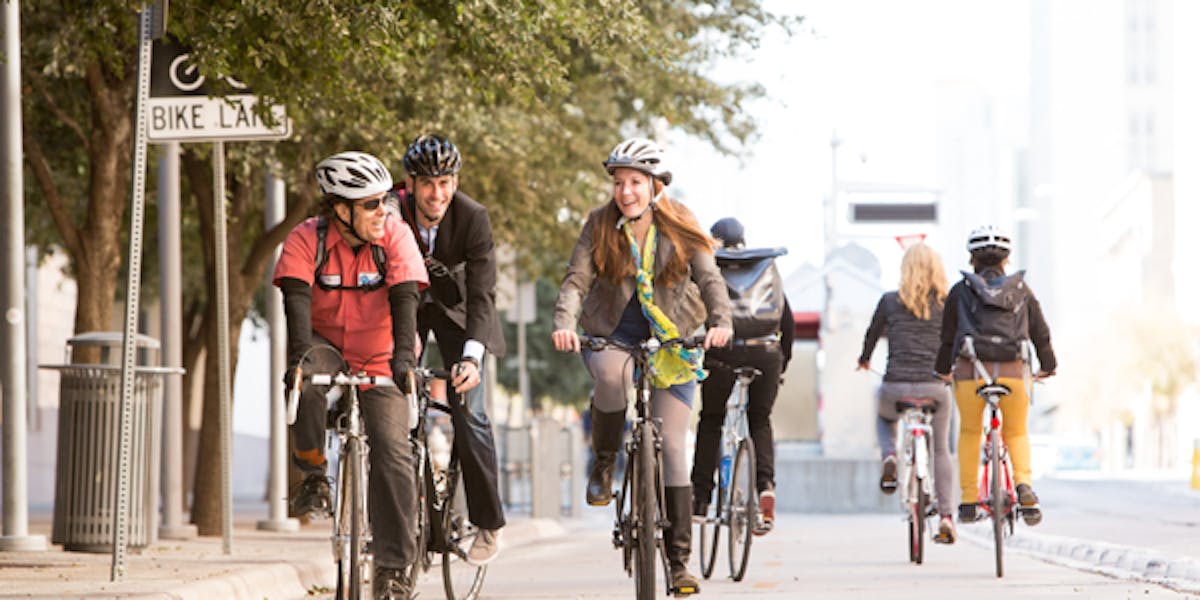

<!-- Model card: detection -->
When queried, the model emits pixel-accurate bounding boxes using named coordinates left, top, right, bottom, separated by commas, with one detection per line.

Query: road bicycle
left=404, top=367, right=488, bottom=599
left=286, top=354, right=394, bottom=600
left=580, top=334, right=705, bottom=600
left=959, top=336, right=1020, bottom=578
left=694, top=359, right=759, bottom=582
left=895, top=395, right=938, bottom=565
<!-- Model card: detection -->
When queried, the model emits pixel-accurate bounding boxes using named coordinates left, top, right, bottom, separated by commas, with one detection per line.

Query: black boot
left=587, top=406, right=625, bottom=506
left=665, top=486, right=700, bottom=595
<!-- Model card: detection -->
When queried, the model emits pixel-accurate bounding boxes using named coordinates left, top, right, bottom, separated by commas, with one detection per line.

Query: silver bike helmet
left=315, top=151, right=393, bottom=200
left=603, top=137, right=672, bottom=185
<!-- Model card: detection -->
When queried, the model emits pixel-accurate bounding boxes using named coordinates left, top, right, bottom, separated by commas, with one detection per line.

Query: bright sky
left=671, top=0, right=1030, bottom=282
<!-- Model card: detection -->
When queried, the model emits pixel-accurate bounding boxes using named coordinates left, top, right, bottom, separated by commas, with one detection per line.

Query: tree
left=21, top=1, right=797, bottom=534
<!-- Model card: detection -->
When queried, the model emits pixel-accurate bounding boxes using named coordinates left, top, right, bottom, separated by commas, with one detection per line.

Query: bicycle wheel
left=616, top=447, right=635, bottom=576
left=727, top=438, right=755, bottom=581
left=441, top=465, right=487, bottom=600
left=989, top=429, right=1005, bottom=578
left=697, top=468, right=721, bottom=580
left=633, top=423, right=657, bottom=600
left=908, top=470, right=927, bottom=565
left=406, top=450, right=434, bottom=584
left=337, top=437, right=370, bottom=600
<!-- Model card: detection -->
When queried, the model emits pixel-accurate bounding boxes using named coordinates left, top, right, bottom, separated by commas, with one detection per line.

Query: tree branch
left=23, top=66, right=89, bottom=151
left=24, top=131, right=83, bottom=258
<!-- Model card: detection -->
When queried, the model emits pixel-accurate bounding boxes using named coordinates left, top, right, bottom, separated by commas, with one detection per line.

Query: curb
left=167, top=517, right=570, bottom=600
left=958, top=523, right=1200, bottom=595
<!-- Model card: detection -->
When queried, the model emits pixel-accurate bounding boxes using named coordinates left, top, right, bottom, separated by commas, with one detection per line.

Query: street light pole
left=828, top=129, right=842, bottom=256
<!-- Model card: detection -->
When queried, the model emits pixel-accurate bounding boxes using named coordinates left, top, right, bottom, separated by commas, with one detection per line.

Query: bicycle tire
left=697, top=471, right=721, bottom=580
left=345, top=437, right=370, bottom=599
left=441, top=462, right=487, bottom=600
left=909, top=471, right=927, bottom=565
left=633, top=423, right=657, bottom=600
left=407, top=449, right=434, bottom=584
left=728, top=438, right=756, bottom=581
left=990, top=429, right=1005, bottom=578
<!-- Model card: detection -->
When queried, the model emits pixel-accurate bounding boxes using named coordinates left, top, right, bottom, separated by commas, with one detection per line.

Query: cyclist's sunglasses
left=354, top=196, right=385, bottom=211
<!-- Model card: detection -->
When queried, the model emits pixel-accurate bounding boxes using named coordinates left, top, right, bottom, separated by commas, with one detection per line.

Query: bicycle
left=404, top=367, right=488, bottom=600
left=286, top=352, right=395, bottom=600
left=895, top=395, right=938, bottom=565
left=694, top=359, right=759, bottom=582
left=959, top=336, right=1020, bottom=578
left=579, top=334, right=705, bottom=600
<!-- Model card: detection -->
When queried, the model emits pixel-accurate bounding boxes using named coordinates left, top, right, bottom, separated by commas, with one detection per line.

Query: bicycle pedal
left=673, top=584, right=699, bottom=596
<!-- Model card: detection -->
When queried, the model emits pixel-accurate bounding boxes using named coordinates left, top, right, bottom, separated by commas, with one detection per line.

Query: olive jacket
left=553, top=206, right=733, bottom=337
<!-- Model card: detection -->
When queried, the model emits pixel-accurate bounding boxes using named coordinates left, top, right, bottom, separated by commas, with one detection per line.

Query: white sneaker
left=466, top=528, right=501, bottom=566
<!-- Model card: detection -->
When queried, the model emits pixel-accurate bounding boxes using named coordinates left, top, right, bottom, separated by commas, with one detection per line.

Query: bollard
left=1192, top=439, right=1200, bottom=491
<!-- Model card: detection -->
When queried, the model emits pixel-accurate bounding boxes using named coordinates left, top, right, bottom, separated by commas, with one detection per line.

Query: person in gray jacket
left=858, top=242, right=957, bottom=544
left=552, top=137, right=732, bottom=595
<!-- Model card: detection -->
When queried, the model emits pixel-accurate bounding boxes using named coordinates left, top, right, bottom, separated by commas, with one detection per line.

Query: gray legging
left=587, top=347, right=693, bottom=487
left=876, top=381, right=954, bottom=517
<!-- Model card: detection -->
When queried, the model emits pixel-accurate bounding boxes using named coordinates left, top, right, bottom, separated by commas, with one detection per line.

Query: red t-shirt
left=273, top=214, right=428, bottom=376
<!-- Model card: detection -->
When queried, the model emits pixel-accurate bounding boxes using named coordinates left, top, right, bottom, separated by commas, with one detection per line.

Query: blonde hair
left=898, top=242, right=948, bottom=320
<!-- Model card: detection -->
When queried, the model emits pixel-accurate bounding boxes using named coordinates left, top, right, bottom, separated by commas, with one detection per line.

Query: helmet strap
left=336, top=203, right=369, bottom=247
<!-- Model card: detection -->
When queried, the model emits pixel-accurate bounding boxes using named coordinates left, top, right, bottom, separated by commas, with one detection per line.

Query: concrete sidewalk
left=0, top=511, right=568, bottom=599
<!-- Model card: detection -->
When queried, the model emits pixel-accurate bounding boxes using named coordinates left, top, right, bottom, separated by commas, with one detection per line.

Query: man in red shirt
left=273, top=151, right=428, bottom=599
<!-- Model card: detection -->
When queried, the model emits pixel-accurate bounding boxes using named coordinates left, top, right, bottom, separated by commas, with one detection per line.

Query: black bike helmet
left=710, top=217, right=745, bottom=248
left=402, top=134, right=462, bottom=177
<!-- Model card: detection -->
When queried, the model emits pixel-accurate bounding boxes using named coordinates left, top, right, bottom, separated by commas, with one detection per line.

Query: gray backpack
left=714, top=247, right=787, bottom=339
left=956, top=270, right=1030, bottom=361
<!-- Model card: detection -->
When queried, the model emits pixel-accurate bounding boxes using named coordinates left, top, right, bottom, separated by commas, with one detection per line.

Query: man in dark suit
left=390, top=134, right=507, bottom=565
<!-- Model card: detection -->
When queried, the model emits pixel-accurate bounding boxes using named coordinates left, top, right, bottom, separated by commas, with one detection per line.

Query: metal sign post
left=112, top=4, right=155, bottom=581
left=147, top=33, right=291, bottom=556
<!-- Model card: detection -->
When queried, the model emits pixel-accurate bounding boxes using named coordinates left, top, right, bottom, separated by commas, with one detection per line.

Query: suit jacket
left=391, top=189, right=506, bottom=357
left=554, top=206, right=732, bottom=336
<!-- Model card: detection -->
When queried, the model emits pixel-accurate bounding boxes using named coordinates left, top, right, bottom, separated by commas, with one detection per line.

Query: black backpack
left=714, top=247, right=787, bottom=339
left=313, top=216, right=388, bottom=291
left=955, top=270, right=1029, bottom=361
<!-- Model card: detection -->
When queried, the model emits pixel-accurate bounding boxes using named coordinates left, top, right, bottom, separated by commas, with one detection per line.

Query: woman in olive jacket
left=552, top=138, right=731, bottom=595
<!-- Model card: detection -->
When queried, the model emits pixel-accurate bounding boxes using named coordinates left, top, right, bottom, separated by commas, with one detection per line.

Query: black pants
left=691, top=345, right=783, bottom=503
left=291, top=337, right=416, bottom=569
left=418, top=307, right=507, bottom=530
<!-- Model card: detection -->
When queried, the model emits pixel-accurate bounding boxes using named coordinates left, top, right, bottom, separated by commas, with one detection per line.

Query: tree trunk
left=190, top=305, right=244, bottom=535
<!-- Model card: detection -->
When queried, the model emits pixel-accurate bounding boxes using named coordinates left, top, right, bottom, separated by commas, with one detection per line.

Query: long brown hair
left=592, top=180, right=715, bottom=286
left=898, top=242, right=948, bottom=320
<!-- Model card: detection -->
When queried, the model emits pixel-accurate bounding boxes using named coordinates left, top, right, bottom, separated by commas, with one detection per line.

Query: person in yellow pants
left=935, top=225, right=1056, bottom=526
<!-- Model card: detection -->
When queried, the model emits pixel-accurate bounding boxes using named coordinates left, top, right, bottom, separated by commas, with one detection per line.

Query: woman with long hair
left=552, top=138, right=732, bottom=595
left=858, top=242, right=957, bottom=543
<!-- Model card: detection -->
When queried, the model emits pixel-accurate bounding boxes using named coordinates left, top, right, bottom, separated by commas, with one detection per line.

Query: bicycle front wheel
left=633, top=423, right=658, bottom=600
left=441, top=466, right=487, bottom=600
left=697, top=471, right=721, bottom=580
left=337, top=437, right=370, bottom=600
left=727, top=438, right=755, bottom=581
left=990, top=430, right=1005, bottom=578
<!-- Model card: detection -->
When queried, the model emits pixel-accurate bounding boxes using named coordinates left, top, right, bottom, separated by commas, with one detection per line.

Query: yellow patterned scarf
left=623, top=222, right=707, bottom=388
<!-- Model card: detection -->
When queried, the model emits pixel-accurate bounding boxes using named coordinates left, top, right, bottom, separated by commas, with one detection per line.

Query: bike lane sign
left=148, top=38, right=291, bottom=142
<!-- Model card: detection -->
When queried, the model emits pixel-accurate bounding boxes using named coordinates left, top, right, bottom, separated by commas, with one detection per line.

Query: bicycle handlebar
left=578, top=334, right=706, bottom=354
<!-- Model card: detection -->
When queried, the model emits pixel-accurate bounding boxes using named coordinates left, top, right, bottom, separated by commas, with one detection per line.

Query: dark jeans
left=691, top=345, right=783, bottom=504
left=419, top=307, right=507, bottom=530
left=291, top=337, right=416, bottom=569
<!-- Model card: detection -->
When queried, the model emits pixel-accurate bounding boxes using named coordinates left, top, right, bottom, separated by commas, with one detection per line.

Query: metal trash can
left=41, top=332, right=178, bottom=552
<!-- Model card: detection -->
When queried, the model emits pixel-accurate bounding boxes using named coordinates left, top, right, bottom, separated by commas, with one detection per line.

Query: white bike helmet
left=966, top=224, right=1012, bottom=253
left=315, top=151, right=393, bottom=200
left=603, top=138, right=672, bottom=185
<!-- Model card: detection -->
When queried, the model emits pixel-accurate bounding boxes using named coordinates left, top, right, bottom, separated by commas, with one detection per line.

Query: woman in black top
left=859, top=242, right=957, bottom=543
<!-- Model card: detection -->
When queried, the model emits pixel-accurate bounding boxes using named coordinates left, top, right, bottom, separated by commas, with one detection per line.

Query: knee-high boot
left=665, top=485, right=700, bottom=595
left=587, top=406, right=625, bottom=506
